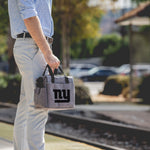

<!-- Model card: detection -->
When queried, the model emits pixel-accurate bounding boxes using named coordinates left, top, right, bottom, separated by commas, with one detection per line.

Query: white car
left=70, top=64, right=97, bottom=77
left=117, top=64, right=150, bottom=77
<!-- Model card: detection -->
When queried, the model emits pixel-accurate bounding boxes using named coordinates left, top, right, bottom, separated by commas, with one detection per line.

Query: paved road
left=76, top=103, right=150, bottom=129
left=84, top=82, right=104, bottom=96
left=76, top=103, right=150, bottom=111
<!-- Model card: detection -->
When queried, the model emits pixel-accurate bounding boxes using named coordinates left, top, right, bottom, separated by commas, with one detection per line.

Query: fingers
left=52, top=61, right=60, bottom=69
left=49, top=60, right=60, bottom=73
left=54, top=59, right=60, bottom=69
left=45, top=54, right=60, bottom=72
left=52, top=63, right=58, bottom=73
left=51, top=67, right=54, bottom=73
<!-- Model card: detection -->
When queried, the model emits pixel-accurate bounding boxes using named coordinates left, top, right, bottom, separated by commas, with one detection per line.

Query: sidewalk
left=0, top=122, right=103, bottom=150
left=0, top=138, right=13, bottom=150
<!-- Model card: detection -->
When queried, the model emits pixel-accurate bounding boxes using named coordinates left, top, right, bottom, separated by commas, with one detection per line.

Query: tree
left=131, top=0, right=150, bottom=5
left=0, top=0, right=9, bottom=57
left=0, top=0, right=8, bottom=35
left=70, top=38, right=100, bottom=59
left=0, top=0, right=16, bottom=74
left=1, top=0, right=103, bottom=73
left=93, top=34, right=129, bottom=66
left=53, top=0, right=102, bottom=72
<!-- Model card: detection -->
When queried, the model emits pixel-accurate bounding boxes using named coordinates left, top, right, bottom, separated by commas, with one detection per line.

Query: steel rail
left=0, top=102, right=150, bottom=149
left=50, top=111, right=150, bottom=135
left=49, top=111, right=150, bottom=146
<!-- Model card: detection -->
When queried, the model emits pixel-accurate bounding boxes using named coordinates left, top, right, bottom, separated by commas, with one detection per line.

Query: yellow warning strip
left=0, top=122, right=102, bottom=150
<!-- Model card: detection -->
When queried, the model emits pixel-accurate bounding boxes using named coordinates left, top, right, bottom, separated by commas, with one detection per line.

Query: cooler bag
left=34, top=65, right=75, bottom=110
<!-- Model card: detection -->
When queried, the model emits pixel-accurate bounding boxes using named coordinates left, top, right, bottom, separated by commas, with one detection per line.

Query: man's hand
left=43, top=50, right=60, bottom=72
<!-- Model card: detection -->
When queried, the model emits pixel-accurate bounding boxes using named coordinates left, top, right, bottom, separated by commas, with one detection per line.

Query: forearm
left=23, top=16, right=60, bottom=70
left=24, top=16, right=52, bottom=55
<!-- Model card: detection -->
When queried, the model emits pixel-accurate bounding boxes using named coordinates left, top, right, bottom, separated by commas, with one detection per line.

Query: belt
left=17, top=32, right=53, bottom=44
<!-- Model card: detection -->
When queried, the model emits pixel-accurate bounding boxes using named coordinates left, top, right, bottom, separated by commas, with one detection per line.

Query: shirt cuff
left=20, top=9, right=37, bottom=19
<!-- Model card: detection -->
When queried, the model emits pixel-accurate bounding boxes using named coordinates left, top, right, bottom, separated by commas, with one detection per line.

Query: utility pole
left=129, top=24, right=133, bottom=101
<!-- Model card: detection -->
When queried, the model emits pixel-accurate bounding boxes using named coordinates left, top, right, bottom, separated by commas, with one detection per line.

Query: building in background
left=89, top=0, right=136, bottom=35
left=89, top=0, right=134, bottom=10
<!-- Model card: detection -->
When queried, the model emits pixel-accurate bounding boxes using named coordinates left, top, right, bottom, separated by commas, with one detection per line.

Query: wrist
left=43, top=48, right=53, bottom=56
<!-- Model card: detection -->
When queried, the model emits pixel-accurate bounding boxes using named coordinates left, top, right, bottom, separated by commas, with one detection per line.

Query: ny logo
left=53, top=89, right=70, bottom=103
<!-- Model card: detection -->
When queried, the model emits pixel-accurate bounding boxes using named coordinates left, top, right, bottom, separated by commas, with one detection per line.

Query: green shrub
left=0, top=72, right=93, bottom=105
left=93, top=34, right=129, bottom=66
left=102, top=75, right=142, bottom=100
left=0, top=72, right=8, bottom=88
left=0, top=35, right=7, bottom=58
left=102, top=75, right=129, bottom=96
left=74, top=78, right=93, bottom=104
left=0, top=72, right=21, bottom=104
left=122, top=77, right=141, bottom=99
left=138, top=75, right=150, bottom=104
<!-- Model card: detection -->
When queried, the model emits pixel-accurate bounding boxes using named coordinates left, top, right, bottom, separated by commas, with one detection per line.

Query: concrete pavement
left=0, top=138, right=13, bottom=150
left=84, top=82, right=104, bottom=95
left=76, top=103, right=150, bottom=111
left=0, top=122, right=103, bottom=150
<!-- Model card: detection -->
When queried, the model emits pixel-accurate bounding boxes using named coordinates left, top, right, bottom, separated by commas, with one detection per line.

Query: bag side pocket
left=34, top=87, right=47, bottom=108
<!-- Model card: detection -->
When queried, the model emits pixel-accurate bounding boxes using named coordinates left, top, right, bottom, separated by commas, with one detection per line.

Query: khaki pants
left=13, top=38, right=50, bottom=150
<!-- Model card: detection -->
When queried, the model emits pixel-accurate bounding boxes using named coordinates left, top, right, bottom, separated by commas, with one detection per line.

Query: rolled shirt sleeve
left=17, top=0, right=37, bottom=19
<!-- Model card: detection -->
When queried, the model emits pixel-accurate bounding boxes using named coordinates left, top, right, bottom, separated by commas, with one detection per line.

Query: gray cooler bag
left=34, top=65, right=75, bottom=110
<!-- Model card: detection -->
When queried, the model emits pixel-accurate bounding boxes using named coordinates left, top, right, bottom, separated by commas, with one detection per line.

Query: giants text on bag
left=53, top=89, right=70, bottom=103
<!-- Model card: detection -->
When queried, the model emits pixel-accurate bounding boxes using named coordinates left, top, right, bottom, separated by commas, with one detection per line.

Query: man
left=8, top=0, right=60, bottom=149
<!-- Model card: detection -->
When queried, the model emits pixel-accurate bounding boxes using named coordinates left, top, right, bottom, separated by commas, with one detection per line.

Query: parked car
left=79, top=66, right=117, bottom=81
left=117, top=64, right=150, bottom=77
left=116, top=64, right=130, bottom=75
left=70, top=63, right=97, bottom=77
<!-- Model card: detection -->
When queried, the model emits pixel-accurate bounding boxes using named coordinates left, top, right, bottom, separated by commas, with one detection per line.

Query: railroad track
left=0, top=102, right=150, bottom=149
left=49, top=111, right=150, bottom=136
left=46, top=129, right=122, bottom=150
left=0, top=102, right=123, bottom=150
left=47, top=111, right=150, bottom=150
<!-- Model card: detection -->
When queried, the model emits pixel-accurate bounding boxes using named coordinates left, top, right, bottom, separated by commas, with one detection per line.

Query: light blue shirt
left=8, top=0, right=54, bottom=39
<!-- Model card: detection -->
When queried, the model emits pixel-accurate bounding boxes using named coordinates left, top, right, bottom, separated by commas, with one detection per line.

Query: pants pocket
left=13, top=38, right=39, bottom=61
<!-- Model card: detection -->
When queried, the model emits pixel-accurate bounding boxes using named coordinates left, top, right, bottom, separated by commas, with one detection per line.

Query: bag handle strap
left=43, top=65, right=54, bottom=83
left=43, top=64, right=69, bottom=83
